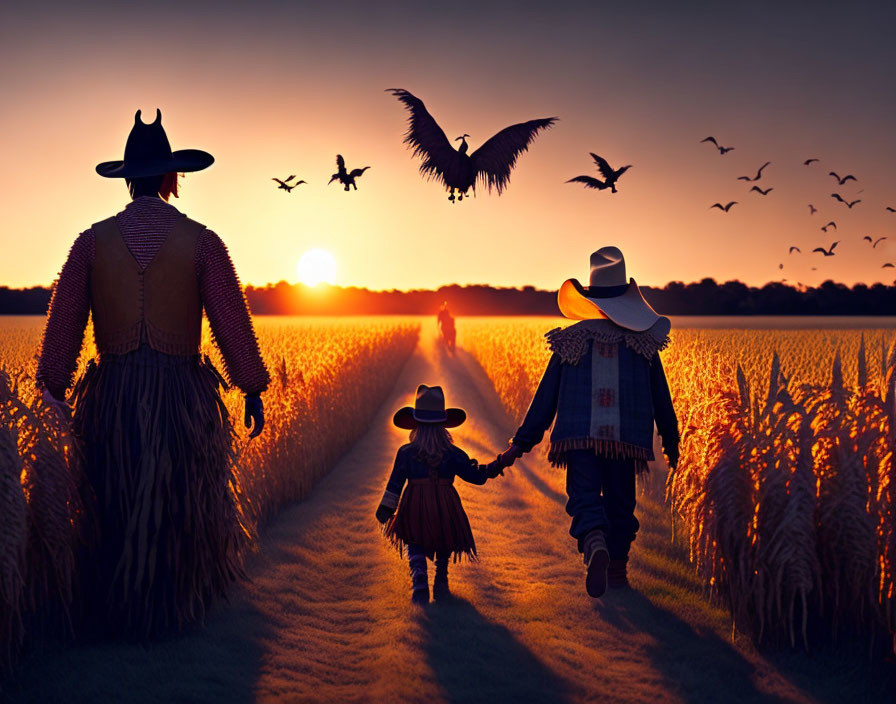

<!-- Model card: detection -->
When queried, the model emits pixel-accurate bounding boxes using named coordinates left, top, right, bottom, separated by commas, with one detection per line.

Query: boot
left=409, top=553, right=429, bottom=605
left=608, top=557, right=630, bottom=589
left=583, top=529, right=610, bottom=598
left=433, top=554, right=451, bottom=601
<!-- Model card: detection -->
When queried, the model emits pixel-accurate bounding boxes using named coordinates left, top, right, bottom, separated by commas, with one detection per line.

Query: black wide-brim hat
left=393, top=384, right=466, bottom=430
left=96, top=109, right=214, bottom=179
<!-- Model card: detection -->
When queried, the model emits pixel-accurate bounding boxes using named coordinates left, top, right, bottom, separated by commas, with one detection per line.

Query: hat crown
left=589, top=246, right=627, bottom=287
left=414, top=384, right=446, bottom=414
left=123, top=109, right=173, bottom=166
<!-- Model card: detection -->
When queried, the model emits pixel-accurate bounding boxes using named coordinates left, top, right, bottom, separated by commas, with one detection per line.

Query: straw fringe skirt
left=385, top=478, right=477, bottom=561
left=71, top=345, right=247, bottom=638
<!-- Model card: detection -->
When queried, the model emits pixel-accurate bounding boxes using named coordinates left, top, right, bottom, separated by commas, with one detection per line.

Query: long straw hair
left=409, top=423, right=454, bottom=468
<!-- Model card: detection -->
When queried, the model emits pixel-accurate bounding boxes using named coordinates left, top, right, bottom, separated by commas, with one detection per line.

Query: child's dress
left=380, top=443, right=492, bottom=560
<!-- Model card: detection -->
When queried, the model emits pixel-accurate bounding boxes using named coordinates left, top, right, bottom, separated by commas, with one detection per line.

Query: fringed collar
left=545, top=318, right=671, bottom=364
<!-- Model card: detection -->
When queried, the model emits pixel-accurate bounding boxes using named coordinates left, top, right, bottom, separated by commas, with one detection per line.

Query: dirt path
left=8, top=322, right=895, bottom=703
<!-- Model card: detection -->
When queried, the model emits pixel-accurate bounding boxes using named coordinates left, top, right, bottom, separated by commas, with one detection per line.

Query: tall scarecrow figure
left=36, top=110, right=270, bottom=638
left=498, top=247, right=679, bottom=598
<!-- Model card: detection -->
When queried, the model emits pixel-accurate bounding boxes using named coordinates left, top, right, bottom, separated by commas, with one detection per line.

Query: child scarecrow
left=498, top=247, right=679, bottom=597
left=37, top=110, right=270, bottom=638
left=376, top=384, right=504, bottom=604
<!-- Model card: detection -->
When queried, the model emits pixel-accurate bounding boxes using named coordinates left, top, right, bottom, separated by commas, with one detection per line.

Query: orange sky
left=1, top=2, right=894, bottom=292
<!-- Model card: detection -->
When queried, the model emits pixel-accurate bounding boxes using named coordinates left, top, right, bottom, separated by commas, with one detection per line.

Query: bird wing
left=710, top=203, right=724, bottom=210
left=789, top=246, right=801, bottom=253
left=614, top=165, right=632, bottom=179
left=750, top=186, right=761, bottom=193
left=470, top=117, right=557, bottom=194
left=336, top=154, right=345, bottom=171
left=590, top=153, right=616, bottom=180
left=864, top=236, right=873, bottom=242
left=737, top=176, right=751, bottom=181
left=700, top=136, right=719, bottom=147
left=272, top=178, right=286, bottom=186
left=829, top=171, right=840, bottom=181
left=285, top=175, right=296, bottom=182
left=349, top=167, right=370, bottom=178
left=295, top=180, right=307, bottom=185
left=831, top=193, right=845, bottom=203
left=725, top=201, right=738, bottom=210
left=387, top=89, right=460, bottom=187
left=848, top=199, right=861, bottom=207
left=842, top=175, right=857, bottom=183
left=756, top=161, right=770, bottom=178
left=884, top=263, right=894, bottom=268
left=830, top=241, right=839, bottom=252
left=804, top=158, right=818, bottom=165
left=875, top=237, right=887, bottom=247
left=887, top=207, right=896, bottom=212
left=812, top=248, right=827, bottom=254
left=567, top=175, right=607, bottom=189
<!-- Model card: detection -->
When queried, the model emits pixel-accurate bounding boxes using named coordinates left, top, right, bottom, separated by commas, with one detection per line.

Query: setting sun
left=296, top=248, right=337, bottom=287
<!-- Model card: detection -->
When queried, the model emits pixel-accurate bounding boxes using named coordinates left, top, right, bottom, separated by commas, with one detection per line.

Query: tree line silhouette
left=2, top=279, right=896, bottom=317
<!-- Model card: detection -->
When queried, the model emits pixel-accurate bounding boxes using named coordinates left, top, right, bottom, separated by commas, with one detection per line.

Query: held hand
left=498, top=443, right=524, bottom=468
left=484, top=460, right=505, bottom=479
left=244, top=393, right=265, bottom=439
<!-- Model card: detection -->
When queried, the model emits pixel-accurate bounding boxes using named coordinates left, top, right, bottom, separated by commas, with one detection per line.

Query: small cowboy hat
left=557, top=246, right=670, bottom=334
left=95, top=109, right=215, bottom=179
left=393, top=384, right=466, bottom=429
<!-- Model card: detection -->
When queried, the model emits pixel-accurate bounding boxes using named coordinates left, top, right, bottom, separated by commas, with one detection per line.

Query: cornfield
left=0, top=316, right=419, bottom=670
left=459, top=317, right=896, bottom=653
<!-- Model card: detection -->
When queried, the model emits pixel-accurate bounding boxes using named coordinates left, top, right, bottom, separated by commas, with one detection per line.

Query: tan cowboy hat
left=558, top=246, right=668, bottom=332
left=393, top=384, right=466, bottom=429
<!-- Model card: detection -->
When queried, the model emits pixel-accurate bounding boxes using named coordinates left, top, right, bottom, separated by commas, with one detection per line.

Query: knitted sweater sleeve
left=36, top=230, right=94, bottom=400
left=512, top=352, right=562, bottom=452
left=196, top=228, right=270, bottom=395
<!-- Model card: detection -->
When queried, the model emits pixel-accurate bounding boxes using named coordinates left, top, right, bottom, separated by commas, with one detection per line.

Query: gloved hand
left=664, top=443, right=679, bottom=470
left=484, top=460, right=504, bottom=479
left=244, top=393, right=265, bottom=439
left=41, top=387, right=71, bottom=422
left=376, top=504, right=395, bottom=525
left=498, top=443, right=524, bottom=468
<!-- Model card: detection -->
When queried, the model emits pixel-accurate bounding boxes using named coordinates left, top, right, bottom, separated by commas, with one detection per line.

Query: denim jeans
left=565, top=449, right=639, bottom=560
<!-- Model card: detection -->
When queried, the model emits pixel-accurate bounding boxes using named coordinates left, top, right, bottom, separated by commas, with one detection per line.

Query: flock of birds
left=700, top=136, right=895, bottom=285
left=270, top=88, right=633, bottom=204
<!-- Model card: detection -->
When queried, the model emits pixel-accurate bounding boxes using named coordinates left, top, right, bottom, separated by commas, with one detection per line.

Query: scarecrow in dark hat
left=36, top=109, right=270, bottom=638
left=376, top=385, right=505, bottom=604
left=497, top=247, right=679, bottom=598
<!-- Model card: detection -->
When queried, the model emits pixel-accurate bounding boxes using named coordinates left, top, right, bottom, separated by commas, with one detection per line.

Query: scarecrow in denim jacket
left=498, top=247, right=679, bottom=598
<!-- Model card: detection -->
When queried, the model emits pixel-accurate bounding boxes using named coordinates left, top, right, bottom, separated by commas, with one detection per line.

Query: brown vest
left=91, top=216, right=205, bottom=355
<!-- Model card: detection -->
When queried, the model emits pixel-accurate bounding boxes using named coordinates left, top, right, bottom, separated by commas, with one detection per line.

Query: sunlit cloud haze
left=1, top=1, right=894, bottom=291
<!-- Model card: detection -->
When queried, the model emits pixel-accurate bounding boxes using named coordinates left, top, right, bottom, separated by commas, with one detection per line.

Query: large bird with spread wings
left=387, top=88, right=557, bottom=202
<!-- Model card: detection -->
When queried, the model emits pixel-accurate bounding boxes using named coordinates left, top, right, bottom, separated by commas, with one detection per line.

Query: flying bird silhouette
left=808, top=204, right=818, bottom=214
left=700, top=136, right=734, bottom=154
left=868, top=236, right=887, bottom=248
left=803, top=158, right=819, bottom=166
left=387, top=88, right=556, bottom=202
left=328, top=155, right=369, bottom=191
left=821, top=221, right=837, bottom=232
left=883, top=263, right=895, bottom=269
left=750, top=186, right=773, bottom=195
left=829, top=171, right=857, bottom=185
left=886, top=207, right=896, bottom=213
left=813, top=242, right=839, bottom=257
left=567, top=153, right=632, bottom=194
left=272, top=175, right=306, bottom=193
left=737, top=161, right=770, bottom=182
left=831, top=193, right=861, bottom=208
left=789, top=246, right=801, bottom=254
left=710, top=201, right=738, bottom=212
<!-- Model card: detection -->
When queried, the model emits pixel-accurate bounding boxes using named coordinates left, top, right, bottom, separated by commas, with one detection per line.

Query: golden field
left=459, top=317, right=896, bottom=652
left=0, top=316, right=419, bottom=667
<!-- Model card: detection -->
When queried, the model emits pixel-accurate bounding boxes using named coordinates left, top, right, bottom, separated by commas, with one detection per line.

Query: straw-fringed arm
left=650, top=352, right=679, bottom=447
left=198, top=229, right=271, bottom=395
left=36, top=229, right=95, bottom=400
left=511, top=352, right=562, bottom=452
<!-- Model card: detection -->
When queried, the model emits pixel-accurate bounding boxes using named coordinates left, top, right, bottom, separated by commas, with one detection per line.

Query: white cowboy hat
left=557, top=246, right=669, bottom=333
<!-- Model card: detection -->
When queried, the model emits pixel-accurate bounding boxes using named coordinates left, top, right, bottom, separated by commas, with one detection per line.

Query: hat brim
left=393, top=407, right=467, bottom=430
left=558, top=277, right=666, bottom=333
left=96, top=149, right=215, bottom=178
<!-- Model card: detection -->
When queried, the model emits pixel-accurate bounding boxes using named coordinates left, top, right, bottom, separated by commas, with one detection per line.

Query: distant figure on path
left=437, top=300, right=456, bottom=351
left=496, top=247, right=679, bottom=598
left=37, top=109, right=270, bottom=638
left=376, top=385, right=505, bottom=604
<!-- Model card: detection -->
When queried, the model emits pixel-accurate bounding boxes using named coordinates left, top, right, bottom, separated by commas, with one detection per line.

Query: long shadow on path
left=421, top=596, right=573, bottom=704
